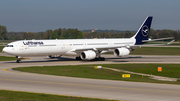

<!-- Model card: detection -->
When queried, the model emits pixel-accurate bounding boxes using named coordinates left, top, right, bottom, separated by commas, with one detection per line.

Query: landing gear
left=48, top=55, right=61, bottom=59
left=99, top=57, right=105, bottom=61
left=76, top=56, right=82, bottom=60
left=94, top=57, right=105, bottom=61
left=95, top=50, right=105, bottom=61
left=16, top=56, right=21, bottom=63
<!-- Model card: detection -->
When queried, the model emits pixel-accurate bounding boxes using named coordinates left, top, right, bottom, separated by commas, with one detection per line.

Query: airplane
left=2, top=16, right=174, bottom=63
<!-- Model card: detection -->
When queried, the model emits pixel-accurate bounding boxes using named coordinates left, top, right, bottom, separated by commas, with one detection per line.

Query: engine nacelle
left=80, top=51, right=96, bottom=60
left=114, top=48, right=130, bottom=57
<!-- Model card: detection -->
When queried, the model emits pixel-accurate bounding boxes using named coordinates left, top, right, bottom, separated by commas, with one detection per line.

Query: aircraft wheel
left=101, top=57, right=105, bottom=61
left=16, top=60, right=20, bottom=63
left=16, top=56, right=22, bottom=63
left=76, top=57, right=82, bottom=60
left=95, top=57, right=105, bottom=61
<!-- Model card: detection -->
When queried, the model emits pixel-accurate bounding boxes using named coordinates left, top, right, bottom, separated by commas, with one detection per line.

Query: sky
left=0, top=0, right=180, bottom=32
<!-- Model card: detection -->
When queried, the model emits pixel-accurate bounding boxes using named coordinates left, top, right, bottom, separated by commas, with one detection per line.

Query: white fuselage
left=3, top=38, right=135, bottom=57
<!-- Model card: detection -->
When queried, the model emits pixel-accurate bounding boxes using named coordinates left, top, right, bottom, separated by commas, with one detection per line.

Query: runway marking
left=0, top=78, right=180, bottom=94
left=3, top=68, right=8, bottom=72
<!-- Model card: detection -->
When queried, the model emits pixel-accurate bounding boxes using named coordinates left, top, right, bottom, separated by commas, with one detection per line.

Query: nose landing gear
left=16, top=56, right=21, bottom=63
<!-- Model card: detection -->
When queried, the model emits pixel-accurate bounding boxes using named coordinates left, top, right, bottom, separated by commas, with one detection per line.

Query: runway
left=0, top=53, right=180, bottom=101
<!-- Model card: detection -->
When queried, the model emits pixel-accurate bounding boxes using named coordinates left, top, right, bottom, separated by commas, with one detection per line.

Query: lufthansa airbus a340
left=2, top=16, right=174, bottom=63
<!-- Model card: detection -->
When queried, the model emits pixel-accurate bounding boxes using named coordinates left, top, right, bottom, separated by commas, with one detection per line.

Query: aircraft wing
left=74, top=45, right=129, bottom=52
left=74, top=39, right=175, bottom=52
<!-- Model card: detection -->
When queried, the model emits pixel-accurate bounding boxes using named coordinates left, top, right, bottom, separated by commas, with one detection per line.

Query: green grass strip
left=0, top=56, right=16, bottom=61
left=13, top=64, right=180, bottom=85
left=131, top=47, right=180, bottom=55
left=0, top=46, right=5, bottom=52
left=0, top=89, right=115, bottom=101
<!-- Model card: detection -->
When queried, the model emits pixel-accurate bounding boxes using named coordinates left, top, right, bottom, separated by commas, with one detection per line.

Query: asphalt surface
left=0, top=53, right=180, bottom=101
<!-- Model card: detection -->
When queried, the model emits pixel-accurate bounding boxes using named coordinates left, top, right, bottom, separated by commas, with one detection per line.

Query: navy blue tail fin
left=131, top=16, right=153, bottom=45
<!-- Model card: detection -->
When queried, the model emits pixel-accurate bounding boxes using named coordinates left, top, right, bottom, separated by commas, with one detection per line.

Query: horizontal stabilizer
left=135, top=39, right=175, bottom=47
left=167, top=39, right=175, bottom=45
left=142, top=37, right=174, bottom=42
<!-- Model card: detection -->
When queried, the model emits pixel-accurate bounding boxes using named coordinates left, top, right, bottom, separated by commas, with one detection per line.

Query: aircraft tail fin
left=131, top=16, right=153, bottom=45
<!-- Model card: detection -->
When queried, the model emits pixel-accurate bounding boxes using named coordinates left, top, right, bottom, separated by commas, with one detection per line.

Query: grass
left=171, top=43, right=180, bottom=45
left=0, top=40, right=13, bottom=43
left=0, top=46, right=5, bottom=52
left=131, top=47, right=180, bottom=55
left=0, top=43, right=7, bottom=45
left=13, top=64, right=180, bottom=85
left=102, top=64, right=180, bottom=78
left=0, top=56, right=17, bottom=61
left=0, top=90, right=115, bottom=101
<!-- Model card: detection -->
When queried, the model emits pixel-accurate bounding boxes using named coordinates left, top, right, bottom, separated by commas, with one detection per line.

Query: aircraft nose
left=2, top=47, right=7, bottom=53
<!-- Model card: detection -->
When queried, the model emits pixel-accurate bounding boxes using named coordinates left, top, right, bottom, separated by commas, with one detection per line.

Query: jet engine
left=80, top=51, right=96, bottom=60
left=114, top=48, right=130, bottom=57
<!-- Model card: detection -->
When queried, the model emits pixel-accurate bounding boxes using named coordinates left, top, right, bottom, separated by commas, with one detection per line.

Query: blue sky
left=0, top=0, right=180, bottom=32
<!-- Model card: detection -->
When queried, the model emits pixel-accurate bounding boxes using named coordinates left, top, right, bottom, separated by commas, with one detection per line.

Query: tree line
left=83, top=29, right=180, bottom=41
left=0, top=25, right=180, bottom=41
left=6, top=28, right=83, bottom=40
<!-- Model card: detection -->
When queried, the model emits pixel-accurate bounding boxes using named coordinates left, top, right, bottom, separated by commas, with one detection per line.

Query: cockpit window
left=6, top=45, right=14, bottom=47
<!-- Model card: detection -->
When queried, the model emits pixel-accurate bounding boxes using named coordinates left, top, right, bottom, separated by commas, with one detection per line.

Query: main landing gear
left=95, top=50, right=105, bottom=61
left=76, top=56, right=105, bottom=61
left=76, top=56, right=82, bottom=60
left=94, top=57, right=105, bottom=61
left=16, top=56, right=21, bottom=63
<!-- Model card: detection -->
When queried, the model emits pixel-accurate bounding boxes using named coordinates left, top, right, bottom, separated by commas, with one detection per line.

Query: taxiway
left=0, top=54, right=180, bottom=101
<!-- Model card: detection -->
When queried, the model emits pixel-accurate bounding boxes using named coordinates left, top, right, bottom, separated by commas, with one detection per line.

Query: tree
left=124, top=30, right=132, bottom=38
left=26, top=32, right=36, bottom=39
left=44, top=30, right=53, bottom=39
left=59, top=28, right=83, bottom=39
left=0, top=25, right=8, bottom=40
left=51, top=29, right=59, bottom=39
left=36, top=32, right=44, bottom=39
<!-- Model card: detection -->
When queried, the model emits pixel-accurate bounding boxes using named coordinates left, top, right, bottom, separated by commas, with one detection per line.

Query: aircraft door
left=60, top=42, right=67, bottom=53
left=61, top=43, right=65, bottom=50
left=19, top=42, right=25, bottom=50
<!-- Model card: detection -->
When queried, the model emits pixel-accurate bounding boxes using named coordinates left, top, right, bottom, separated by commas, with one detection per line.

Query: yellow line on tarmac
left=3, top=68, right=8, bottom=72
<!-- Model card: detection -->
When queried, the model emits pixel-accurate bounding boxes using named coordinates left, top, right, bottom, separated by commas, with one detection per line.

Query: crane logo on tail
left=142, top=25, right=149, bottom=37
